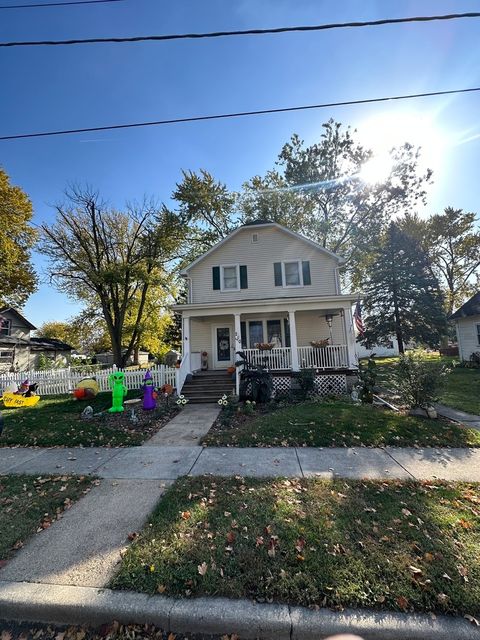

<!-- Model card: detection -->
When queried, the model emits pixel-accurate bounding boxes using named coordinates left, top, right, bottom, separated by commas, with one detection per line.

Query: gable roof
left=30, top=337, right=74, bottom=351
left=0, top=307, right=37, bottom=331
left=180, top=221, right=345, bottom=274
left=450, top=292, right=480, bottom=320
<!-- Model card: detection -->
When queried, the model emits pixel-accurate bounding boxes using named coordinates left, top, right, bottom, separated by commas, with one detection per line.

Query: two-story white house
left=173, top=220, right=359, bottom=402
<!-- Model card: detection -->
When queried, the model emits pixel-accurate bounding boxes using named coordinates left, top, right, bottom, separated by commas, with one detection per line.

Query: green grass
left=111, top=475, right=480, bottom=616
left=374, top=354, right=480, bottom=415
left=202, top=399, right=480, bottom=448
left=0, top=474, right=95, bottom=561
left=0, top=393, right=175, bottom=447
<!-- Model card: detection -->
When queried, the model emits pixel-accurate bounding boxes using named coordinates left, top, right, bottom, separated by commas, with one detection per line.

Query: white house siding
left=187, top=226, right=339, bottom=304
left=456, top=316, right=480, bottom=361
left=295, top=310, right=345, bottom=345
left=356, top=338, right=400, bottom=359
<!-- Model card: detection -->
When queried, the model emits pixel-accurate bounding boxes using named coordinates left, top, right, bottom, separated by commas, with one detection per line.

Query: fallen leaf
left=396, top=595, right=409, bottom=610
left=181, top=511, right=191, bottom=520
left=157, top=584, right=167, bottom=593
left=464, top=614, right=480, bottom=626
left=167, top=633, right=176, bottom=640
left=127, top=532, right=138, bottom=541
left=198, top=561, right=208, bottom=575
left=226, top=531, right=236, bottom=544
left=256, top=536, right=264, bottom=547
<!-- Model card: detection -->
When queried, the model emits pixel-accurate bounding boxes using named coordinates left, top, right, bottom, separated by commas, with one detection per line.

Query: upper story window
left=0, top=318, right=11, bottom=336
left=221, top=265, right=239, bottom=291
left=274, top=260, right=311, bottom=288
left=212, top=265, right=248, bottom=291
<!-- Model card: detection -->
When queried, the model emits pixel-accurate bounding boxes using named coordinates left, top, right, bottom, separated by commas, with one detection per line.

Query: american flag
left=353, top=300, right=365, bottom=335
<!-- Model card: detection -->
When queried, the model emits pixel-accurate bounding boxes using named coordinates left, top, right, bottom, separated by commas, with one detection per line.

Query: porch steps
left=181, top=370, right=234, bottom=404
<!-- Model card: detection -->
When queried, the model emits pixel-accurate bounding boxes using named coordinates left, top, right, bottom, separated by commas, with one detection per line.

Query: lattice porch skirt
left=272, top=373, right=347, bottom=396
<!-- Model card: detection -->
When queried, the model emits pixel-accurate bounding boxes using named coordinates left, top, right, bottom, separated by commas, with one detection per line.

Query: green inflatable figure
left=108, top=371, right=127, bottom=413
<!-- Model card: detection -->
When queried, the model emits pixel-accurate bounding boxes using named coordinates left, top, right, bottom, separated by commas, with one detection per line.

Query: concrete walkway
left=434, top=402, right=480, bottom=430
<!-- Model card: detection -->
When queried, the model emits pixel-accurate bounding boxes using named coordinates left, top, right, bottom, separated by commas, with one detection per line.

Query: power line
left=0, top=11, right=479, bottom=47
left=1, top=86, right=479, bottom=141
left=0, top=0, right=124, bottom=9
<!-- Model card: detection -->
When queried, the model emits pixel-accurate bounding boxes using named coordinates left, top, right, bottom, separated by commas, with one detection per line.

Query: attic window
left=252, top=233, right=259, bottom=243
left=0, top=318, right=11, bottom=336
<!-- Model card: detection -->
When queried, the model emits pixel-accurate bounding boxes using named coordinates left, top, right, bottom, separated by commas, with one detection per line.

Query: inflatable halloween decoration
left=16, top=379, right=30, bottom=395
left=142, top=370, right=156, bottom=411
left=73, top=377, right=99, bottom=400
left=2, top=392, right=40, bottom=408
left=108, top=371, right=127, bottom=413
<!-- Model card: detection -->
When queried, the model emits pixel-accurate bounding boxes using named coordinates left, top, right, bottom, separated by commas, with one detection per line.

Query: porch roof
left=173, top=293, right=360, bottom=316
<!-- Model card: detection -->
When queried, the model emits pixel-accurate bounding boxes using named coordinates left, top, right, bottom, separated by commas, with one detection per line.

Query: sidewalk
left=434, top=402, right=480, bottom=430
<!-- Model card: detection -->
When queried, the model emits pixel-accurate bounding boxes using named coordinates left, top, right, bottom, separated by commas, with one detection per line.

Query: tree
left=168, top=169, right=237, bottom=266
left=36, top=320, right=82, bottom=350
left=40, top=187, right=185, bottom=367
left=0, top=168, right=37, bottom=307
left=425, top=207, right=480, bottom=315
left=362, top=222, right=446, bottom=352
left=240, top=120, right=432, bottom=281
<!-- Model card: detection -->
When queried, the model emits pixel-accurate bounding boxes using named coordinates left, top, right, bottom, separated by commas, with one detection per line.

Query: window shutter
left=302, top=261, right=311, bottom=285
left=240, top=265, right=248, bottom=289
left=212, top=266, right=220, bottom=290
left=274, top=262, right=283, bottom=286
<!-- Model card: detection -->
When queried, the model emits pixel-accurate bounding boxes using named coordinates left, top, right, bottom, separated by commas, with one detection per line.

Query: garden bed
left=0, top=393, right=179, bottom=447
left=111, top=475, right=480, bottom=617
left=0, top=474, right=95, bottom=562
left=202, top=399, right=480, bottom=448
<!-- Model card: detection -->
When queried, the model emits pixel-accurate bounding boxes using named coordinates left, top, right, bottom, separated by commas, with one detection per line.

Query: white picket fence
left=0, top=364, right=177, bottom=396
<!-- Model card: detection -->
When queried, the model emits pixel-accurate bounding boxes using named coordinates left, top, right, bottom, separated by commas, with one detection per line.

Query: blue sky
left=1, top=0, right=480, bottom=327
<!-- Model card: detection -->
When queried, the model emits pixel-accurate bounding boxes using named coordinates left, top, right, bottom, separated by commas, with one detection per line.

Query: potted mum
left=310, top=338, right=329, bottom=349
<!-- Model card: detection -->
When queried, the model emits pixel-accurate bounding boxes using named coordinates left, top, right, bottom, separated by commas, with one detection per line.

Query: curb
left=0, top=581, right=478, bottom=639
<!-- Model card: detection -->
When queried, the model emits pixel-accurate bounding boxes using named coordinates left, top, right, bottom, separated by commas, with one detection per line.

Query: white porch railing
left=297, top=345, right=349, bottom=370
left=241, top=345, right=349, bottom=370
left=242, top=347, right=292, bottom=370
left=175, top=351, right=190, bottom=393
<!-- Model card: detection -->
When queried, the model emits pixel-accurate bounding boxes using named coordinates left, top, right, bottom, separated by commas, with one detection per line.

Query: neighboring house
left=0, top=307, right=73, bottom=373
left=95, top=350, right=150, bottom=366
left=173, top=220, right=359, bottom=401
left=450, top=292, right=480, bottom=362
left=356, top=337, right=400, bottom=359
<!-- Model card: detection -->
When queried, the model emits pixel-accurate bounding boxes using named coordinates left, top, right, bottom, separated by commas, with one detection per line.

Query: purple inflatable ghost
left=142, top=370, right=156, bottom=411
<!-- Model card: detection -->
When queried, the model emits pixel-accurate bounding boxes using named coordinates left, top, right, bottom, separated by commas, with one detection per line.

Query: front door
left=213, top=325, right=233, bottom=369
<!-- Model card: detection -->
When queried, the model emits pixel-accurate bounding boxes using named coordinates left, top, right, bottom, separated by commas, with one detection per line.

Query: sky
left=1, top=0, right=480, bottom=327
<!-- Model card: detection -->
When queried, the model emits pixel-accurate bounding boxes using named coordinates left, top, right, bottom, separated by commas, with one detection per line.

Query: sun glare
left=357, top=111, right=446, bottom=175
left=359, top=154, right=393, bottom=184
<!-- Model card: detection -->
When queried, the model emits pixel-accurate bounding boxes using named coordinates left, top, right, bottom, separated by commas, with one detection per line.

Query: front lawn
left=111, top=475, right=480, bottom=616
left=0, top=393, right=178, bottom=447
left=0, top=474, right=95, bottom=561
left=374, top=354, right=480, bottom=415
left=202, top=399, right=480, bottom=448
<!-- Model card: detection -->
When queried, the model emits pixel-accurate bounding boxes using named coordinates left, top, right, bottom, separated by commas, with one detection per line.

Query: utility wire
left=0, top=11, right=479, bottom=46
left=0, top=0, right=124, bottom=9
left=1, top=86, right=479, bottom=141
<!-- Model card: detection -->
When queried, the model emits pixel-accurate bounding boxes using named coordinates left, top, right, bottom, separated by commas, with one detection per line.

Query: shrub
left=356, top=355, right=377, bottom=404
left=392, top=351, right=450, bottom=408
left=293, top=368, right=316, bottom=400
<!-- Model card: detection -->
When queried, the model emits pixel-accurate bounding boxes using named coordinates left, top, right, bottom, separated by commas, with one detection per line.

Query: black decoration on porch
left=235, top=351, right=273, bottom=403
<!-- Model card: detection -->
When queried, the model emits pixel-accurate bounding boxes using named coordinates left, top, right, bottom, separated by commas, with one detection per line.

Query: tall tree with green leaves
left=168, top=169, right=237, bottom=266
left=241, top=120, right=432, bottom=281
left=0, top=168, right=37, bottom=307
left=36, top=320, right=82, bottom=350
left=40, top=187, right=185, bottom=367
left=362, top=222, right=446, bottom=352
left=425, top=207, right=480, bottom=315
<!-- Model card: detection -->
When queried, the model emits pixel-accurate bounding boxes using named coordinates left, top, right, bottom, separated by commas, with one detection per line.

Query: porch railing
left=297, top=345, right=349, bottom=370
left=242, top=347, right=292, bottom=370
left=241, top=345, right=349, bottom=371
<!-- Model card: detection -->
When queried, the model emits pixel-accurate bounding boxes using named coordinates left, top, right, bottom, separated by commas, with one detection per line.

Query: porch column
left=183, top=315, right=191, bottom=372
left=289, top=310, right=300, bottom=371
left=234, top=313, right=242, bottom=395
left=343, top=306, right=358, bottom=369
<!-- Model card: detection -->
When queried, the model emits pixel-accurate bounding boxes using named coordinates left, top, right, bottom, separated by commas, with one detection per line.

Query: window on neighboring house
left=0, top=349, right=13, bottom=362
left=221, top=265, right=239, bottom=291
left=477, top=323, right=480, bottom=346
left=0, top=318, right=11, bottom=336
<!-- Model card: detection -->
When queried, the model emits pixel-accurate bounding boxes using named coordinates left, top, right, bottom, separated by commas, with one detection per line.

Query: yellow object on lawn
left=1, top=392, right=40, bottom=408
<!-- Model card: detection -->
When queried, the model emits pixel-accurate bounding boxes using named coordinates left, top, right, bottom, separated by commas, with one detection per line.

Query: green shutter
left=240, top=265, right=248, bottom=289
left=302, top=261, right=311, bottom=285
left=212, top=266, right=220, bottom=290
left=274, top=262, right=283, bottom=286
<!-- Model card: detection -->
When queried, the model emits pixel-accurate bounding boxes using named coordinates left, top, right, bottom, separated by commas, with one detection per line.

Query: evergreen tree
left=362, top=223, right=446, bottom=352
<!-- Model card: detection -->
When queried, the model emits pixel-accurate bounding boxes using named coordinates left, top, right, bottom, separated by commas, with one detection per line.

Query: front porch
left=175, top=296, right=359, bottom=394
